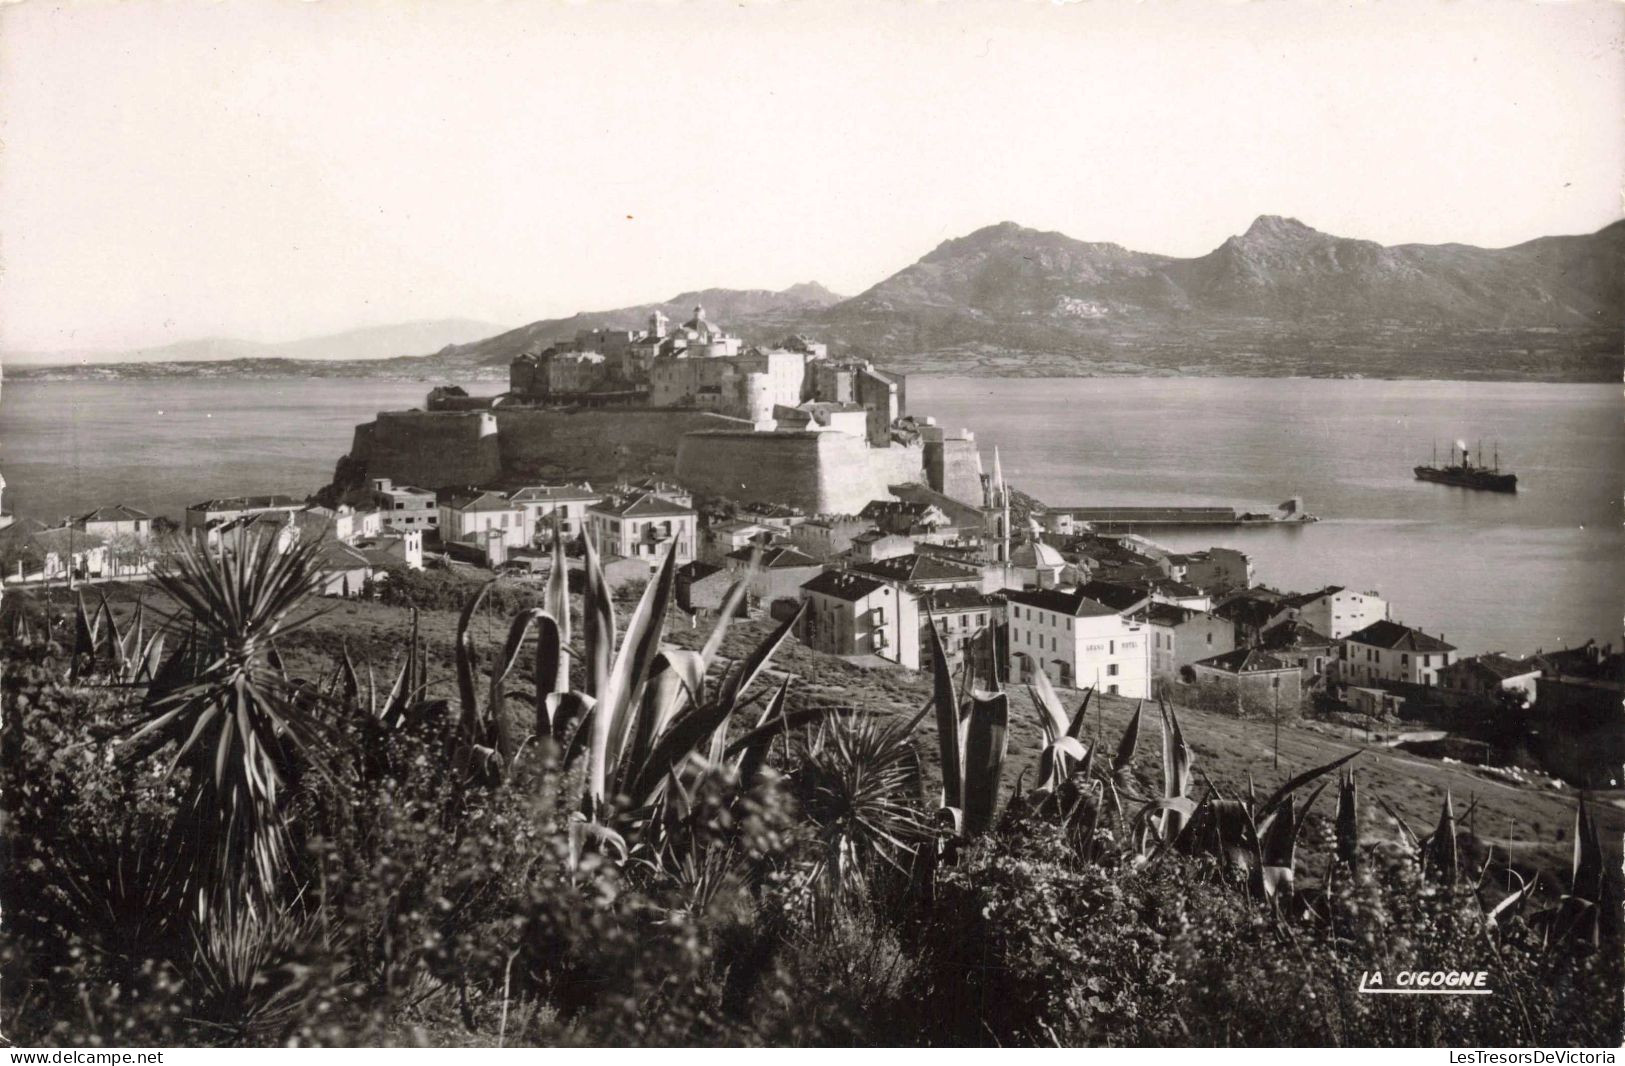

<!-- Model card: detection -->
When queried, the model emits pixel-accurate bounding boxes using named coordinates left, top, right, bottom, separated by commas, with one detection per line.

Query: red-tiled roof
left=1195, top=647, right=1298, bottom=674
left=850, top=553, right=980, bottom=585
left=727, top=545, right=821, bottom=569
left=188, top=494, right=303, bottom=513
left=441, top=489, right=518, bottom=513
left=591, top=491, right=694, bottom=519
left=1345, top=620, right=1455, bottom=653
left=801, top=570, right=885, bottom=602
left=77, top=505, right=153, bottom=524
left=1076, top=580, right=1153, bottom=613
left=1004, top=587, right=1120, bottom=618
left=1260, top=619, right=1335, bottom=650
left=919, top=586, right=995, bottom=613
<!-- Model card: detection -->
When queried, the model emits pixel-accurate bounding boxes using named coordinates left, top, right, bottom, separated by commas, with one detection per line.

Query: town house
left=439, top=489, right=530, bottom=554
left=510, top=483, right=602, bottom=543
left=1269, top=586, right=1388, bottom=640
left=372, top=479, right=440, bottom=534
left=1140, top=603, right=1236, bottom=680
left=184, top=494, right=304, bottom=532
left=1006, top=587, right=1150, bottom=697
left=586, top=491, right=697, bottom=566
left=798, top=570, right=920, bottom=669
left=1337, top=620, right=1456, bottom=686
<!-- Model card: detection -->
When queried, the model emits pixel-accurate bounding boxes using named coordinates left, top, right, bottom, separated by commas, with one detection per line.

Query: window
left=1050, top=636, right=1057, bottom=652
left=1423, top=654, right=1431, bottom=667
left=1401, top=654, right=1410, bottom=666
left=1206, top=632, right=1213, bottom=645
left=1109, top=640, right=1115, bottom=655
left=1107, top=664, right=1119, bottom=677
left=1108, top=684, right=1119, bottom=696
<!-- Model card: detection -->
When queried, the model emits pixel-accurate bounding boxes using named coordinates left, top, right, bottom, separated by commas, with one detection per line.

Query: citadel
left=343, top=304, right=987, bottom=515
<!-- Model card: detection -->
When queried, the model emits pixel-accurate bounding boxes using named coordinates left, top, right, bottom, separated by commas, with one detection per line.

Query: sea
left=1, top=374, right=1618, bottom=658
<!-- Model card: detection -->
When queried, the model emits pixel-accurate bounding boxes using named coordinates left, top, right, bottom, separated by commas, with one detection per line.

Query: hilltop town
left=3, top=302, right=1618, bottom=795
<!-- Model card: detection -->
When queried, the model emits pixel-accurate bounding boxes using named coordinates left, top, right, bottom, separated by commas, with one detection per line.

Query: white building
left=798, top=569, right=920, bottom=669
left=185, top=494, right=304, bottom=533
left=1270, top=585, right=1388, bottom=640
left=1337, top=620, right=1457, bottom=686
left=75, top=505, right=154, bottom=541
left=1006, top=587, right=1151, bottom=697
left=371, top=479, right=440, bottom=534
left=510, top=483, right=601, bottom=543
left=439, top=489, right=529, bottom=550
left=586, top=491, right=697, bottom=565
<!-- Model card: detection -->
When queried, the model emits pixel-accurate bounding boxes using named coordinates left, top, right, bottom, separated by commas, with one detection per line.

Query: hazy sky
left=2, top=0, right=1621, bottom=353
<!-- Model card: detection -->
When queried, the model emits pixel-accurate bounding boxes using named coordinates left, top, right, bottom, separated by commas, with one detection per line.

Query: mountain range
left=11, top=217, right=1622, bottom=382
left=4, top=318, right=510, bottom=368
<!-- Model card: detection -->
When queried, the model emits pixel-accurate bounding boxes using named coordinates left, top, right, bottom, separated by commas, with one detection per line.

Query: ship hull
left=1413, top=466, right=1518, bottom=493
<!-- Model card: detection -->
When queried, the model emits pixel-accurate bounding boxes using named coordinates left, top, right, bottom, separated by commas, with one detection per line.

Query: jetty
left=1048, top=498, right=1318, bottom=530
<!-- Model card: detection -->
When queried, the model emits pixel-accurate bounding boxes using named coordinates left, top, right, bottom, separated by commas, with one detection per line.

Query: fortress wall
left=676, top=430, right=927, bottom=514
left=352, top=411, right=501, bottom=488
left=492, top=408, right=747, bottom=482
left=348, top=406, right=746, bottom=489
left=933, top=437, right=986, bottom=507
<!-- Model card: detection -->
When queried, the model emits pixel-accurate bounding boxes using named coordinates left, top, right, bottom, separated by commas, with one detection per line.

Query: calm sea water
left=2, top=375, right=1618, bottom=657
left=0, top=378, right=432, bottom=525
left=909, top=377, right=1623, bottom=658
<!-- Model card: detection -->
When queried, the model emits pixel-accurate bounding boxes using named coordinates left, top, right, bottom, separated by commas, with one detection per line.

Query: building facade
left=1006, top=587, right=1151, bottom=697
left=372, top=478, right=440, bottom=533
left=1142, top=603, right=1236, bottom=679
left=586, top=491, right=697, bottom=565
left=1338, top=620, right=1456, bottom=686
left=510, top=484, right=601, bottom=543
left=798, top=570, right=920, bottom=669
left=1271, top=586, right=1388, bottom=640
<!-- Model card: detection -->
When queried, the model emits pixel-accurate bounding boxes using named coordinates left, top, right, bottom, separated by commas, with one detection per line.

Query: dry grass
left=81, top=582, right=1622, bottom=880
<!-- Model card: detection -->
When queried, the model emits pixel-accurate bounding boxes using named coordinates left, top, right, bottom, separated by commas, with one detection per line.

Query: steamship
left=1413, top=440, right=1518, bottom=494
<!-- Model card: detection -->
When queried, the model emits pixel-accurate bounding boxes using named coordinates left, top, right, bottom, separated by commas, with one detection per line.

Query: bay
left=909, top=376, right=1623, bottom=658
left=1, top=374, right=1618, bottom=658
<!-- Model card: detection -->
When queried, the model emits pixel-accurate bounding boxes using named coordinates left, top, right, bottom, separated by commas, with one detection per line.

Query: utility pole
left=1273, top=678, right=1281, bottom=772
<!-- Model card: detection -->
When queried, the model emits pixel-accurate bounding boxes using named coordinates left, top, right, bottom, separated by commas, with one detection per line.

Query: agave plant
left=927, top=622, right=1009, bottom=837
left=119, top=532, right=336, bottom=913
left=443, top=531, right=842, bottom=868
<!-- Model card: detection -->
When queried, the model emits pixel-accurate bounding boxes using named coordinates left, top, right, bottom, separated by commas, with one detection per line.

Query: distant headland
left=10, top=215, right=1622, bottom=384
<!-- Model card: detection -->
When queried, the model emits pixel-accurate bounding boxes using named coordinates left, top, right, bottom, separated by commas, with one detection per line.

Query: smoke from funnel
left=1455, top=439, right=1469, bottom=453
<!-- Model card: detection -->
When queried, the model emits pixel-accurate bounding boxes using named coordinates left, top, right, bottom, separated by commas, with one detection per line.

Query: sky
left=1, top=0, right=1622, bottom=354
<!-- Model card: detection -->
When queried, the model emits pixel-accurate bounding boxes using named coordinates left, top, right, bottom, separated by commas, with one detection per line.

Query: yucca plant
left=119, top=532, right=336, bottom=914
left=793, top=711, right=934, bottom=907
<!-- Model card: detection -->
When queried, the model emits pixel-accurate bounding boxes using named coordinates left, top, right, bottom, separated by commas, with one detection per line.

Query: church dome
left=1011, top=539, right=1064, bottom=569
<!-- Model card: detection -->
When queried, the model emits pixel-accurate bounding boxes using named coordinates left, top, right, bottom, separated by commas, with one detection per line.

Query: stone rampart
left=676, top=430, right=926, bottom=514
left=350, top=411, right=502, bottom=488
left=346, top=406, right=747, bottom=490
left=490, top=408, right=745, bottom=482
